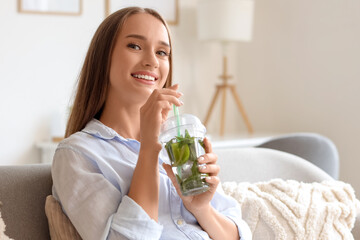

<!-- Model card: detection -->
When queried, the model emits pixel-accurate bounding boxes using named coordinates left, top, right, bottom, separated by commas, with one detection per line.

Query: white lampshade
left=197, top=0, right=255, bottom=42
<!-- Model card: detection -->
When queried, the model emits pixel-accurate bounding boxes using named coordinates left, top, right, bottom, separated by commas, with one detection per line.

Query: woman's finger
left=156, top=94, right=183, bottom=107
left=157, top=84, right=182, bottom=97
left=162, top=163, right=183, bottom=195
left=141, top=97, right=182, bottom=120
left=198, top=163, right=220, bottom=176
left=203, top=137, right=213, bottom=153
left=146, top=89, right=183, bottom=108
left=205, top=176, right=220, bottom=189
left=198, top=152, right=217, bottom=165
left=167, top=83, right=179, bottom=90
left=158, top=88, right=183, bottom=98
left=162, top=163, right=174, bottom=180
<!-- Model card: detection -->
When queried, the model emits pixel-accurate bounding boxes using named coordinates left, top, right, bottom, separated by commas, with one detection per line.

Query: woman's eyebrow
left=126, top=34, right=146, bottom=41
left=126, top=34, right=170, bottom=47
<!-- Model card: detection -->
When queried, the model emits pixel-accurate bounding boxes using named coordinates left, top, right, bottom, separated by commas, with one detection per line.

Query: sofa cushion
left=45, top=195, right=82, bottom=240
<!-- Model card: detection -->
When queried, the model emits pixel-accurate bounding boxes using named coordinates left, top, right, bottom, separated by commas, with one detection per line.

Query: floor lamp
left=197, top=0, right=255, bottom=136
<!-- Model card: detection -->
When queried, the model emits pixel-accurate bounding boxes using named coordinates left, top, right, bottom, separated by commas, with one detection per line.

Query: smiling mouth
left=131, top=74, right=157, bottom=81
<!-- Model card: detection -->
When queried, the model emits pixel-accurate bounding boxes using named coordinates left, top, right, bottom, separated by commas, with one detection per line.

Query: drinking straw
left=173, top=104, right=181, bottom=137
left=173, top=104, right=182, bottom=179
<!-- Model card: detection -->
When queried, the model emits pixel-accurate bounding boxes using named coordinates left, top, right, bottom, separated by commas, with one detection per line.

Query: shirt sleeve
left=211, top=187, right=253, bottom=240
left=110, top=196, right=163, bottom=239
left=52, top=146, right=163, bottom=240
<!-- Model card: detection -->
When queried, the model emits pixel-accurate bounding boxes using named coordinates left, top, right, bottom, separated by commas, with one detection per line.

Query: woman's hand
left=164, top=138, right=239, bottom=240
left=163, top=137, right=220, bottom=216
left=139, top=84, right=183, bottom=151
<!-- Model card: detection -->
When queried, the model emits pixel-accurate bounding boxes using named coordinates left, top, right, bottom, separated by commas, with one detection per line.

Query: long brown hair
left=65, top=7, right=173, bottom=137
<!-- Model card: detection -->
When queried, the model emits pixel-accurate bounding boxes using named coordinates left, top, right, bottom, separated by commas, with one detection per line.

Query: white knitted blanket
left=222, top=179, right=360, bottom=240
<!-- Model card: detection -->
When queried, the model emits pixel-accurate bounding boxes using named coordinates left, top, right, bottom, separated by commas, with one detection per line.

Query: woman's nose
left=142, top=51, right=159, bottom=68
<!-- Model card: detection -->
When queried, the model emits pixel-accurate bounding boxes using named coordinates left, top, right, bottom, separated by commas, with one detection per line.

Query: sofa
left=0, top=133, right=359, bottom=239
left=0, top=163, right=52, bottom=239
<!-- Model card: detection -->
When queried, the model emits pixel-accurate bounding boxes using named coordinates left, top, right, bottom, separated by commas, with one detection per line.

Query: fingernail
left=179, top=100, right=184, bottom=105
left=206, top=176, right=211, bottom=181
left=199, top=164, right=206, bottom=170
left=178, top=92, right=184, bottom=96
left=198, top=156, right=205, bottom=163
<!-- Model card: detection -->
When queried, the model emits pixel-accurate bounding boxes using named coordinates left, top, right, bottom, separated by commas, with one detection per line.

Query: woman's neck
left=99, top=103, right=141, bottom=141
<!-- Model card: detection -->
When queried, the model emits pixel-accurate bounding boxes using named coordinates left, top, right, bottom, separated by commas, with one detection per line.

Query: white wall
left=1, top=0, right=360, bottom=194
left=238, top=0, right=360, bottom=194
left=0, top=1, right=103, bottom=164
left=170, top=0, right=360, bottom=195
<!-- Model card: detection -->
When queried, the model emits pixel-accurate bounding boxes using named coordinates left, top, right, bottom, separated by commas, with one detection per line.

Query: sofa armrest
left=215, top=147, right=333, bottom=183
left=212, top=133, right=339, bottom=179
left=256, top=133, right=339, bottom=179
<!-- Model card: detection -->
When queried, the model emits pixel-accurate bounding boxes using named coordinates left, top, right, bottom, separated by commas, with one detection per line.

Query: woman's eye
left=127, top=43, right=141, bottom=50
left=157, top=50, right=169, bottom=57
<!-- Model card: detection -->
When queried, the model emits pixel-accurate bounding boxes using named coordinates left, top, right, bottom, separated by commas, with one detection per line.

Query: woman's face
left=108, top=13, right=171, bottom=107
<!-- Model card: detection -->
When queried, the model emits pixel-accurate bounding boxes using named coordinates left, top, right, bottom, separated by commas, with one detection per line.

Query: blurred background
left=0, top=0, right=359, bottom=194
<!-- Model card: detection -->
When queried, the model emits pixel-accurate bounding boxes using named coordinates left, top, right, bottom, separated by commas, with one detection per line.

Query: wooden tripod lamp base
left=203, top=56, right=254, bottom=136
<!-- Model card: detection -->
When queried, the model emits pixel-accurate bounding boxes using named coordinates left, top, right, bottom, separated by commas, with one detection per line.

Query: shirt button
left=177, top=219, right=184, bottom=225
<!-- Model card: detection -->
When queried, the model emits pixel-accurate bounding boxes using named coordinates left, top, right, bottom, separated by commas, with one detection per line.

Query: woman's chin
left=136, top=87, right=155, bottom=103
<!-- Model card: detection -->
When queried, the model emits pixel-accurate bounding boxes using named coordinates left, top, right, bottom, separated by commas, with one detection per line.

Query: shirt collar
left=82, top=118, right=128, bottom=141
left=83, top=119, right=169, bottom=172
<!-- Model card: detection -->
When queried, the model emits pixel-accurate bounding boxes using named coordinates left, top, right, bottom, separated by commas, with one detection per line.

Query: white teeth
left=133, top=74, right=155, bottom=81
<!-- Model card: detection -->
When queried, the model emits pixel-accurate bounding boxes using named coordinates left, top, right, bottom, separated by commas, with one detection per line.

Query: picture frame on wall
left=105, top=0, right=179, bottom=25
left=18, top=0, right=82, bottom=16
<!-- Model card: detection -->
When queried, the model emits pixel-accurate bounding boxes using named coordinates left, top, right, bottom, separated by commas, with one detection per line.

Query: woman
left=52, top=7, right=251, bottom=240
